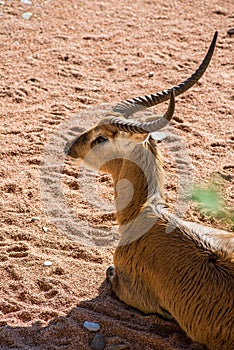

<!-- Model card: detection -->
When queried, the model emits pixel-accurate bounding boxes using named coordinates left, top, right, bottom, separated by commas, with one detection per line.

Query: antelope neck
left=111, top=142, right=165, bottom=226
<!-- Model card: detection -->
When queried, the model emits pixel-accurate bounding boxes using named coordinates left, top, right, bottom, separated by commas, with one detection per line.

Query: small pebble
left=31, top=216, right=40, bottom=222
left=150, top=131, right=167, bottom=141
left=22, top=12, right=32, bottom=20
left=43, top=260, right=53, bottom=267
left=42, top=226, right=48, bottom=233
left=148, top=71, right=154, bottom=78
left=83, top=321, right=100, bottom=332
left=227, top=28, right=234, bottom=35
left=91, top=334, right=106, bottom=350
left=21, top=0, right=32, bottom=4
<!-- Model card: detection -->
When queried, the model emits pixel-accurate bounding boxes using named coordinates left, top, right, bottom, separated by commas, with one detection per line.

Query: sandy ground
left=0, top=0, right=233, bottom=349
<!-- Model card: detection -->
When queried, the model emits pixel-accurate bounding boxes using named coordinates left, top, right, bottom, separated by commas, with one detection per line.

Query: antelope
left=66, top=32, right=234, bottom=350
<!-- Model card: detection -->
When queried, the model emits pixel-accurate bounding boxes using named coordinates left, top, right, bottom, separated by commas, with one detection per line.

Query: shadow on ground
left=0, top=280, right=206, bottom=350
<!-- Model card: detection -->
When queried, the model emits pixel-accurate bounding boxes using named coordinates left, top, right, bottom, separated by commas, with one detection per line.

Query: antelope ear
left=150, top=131, right=167, bottom=142
left=127, top=132, right=149, bottom=143
left=126, top=131, right=167, bottom=143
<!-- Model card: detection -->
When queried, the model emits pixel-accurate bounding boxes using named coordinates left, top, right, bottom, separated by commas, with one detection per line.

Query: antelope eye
left=91, top=135, right=108, bottom=148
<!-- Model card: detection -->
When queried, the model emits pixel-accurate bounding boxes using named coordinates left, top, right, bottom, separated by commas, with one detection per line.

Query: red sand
left=0, top=0, right=233, bottom=349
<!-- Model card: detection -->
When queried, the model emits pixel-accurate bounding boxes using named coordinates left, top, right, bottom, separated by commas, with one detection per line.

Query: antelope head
left=66, top=32, right=217, bottom=173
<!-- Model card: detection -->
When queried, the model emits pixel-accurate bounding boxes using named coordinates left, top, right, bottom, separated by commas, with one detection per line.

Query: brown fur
left=67, top=124, right=234, bottom=350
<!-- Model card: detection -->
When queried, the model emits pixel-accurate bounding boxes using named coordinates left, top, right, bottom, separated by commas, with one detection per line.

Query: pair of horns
left=101, top=31, right=218, bottom=134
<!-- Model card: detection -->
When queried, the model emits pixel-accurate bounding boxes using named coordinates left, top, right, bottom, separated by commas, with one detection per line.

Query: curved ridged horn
left=100, top=89, right=175, bottom=134
left=112, top=31, right=218, bottom=117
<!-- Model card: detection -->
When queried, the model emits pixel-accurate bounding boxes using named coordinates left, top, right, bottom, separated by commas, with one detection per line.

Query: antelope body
left=66, top=33, right=234, bottom=350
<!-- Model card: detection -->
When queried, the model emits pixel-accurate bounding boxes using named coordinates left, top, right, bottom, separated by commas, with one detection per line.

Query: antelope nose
left=64, top=141, right=72, bottom=156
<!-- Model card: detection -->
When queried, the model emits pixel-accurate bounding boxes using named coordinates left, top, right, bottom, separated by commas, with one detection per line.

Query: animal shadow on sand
left=0, top=280, right=207, bottom=350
